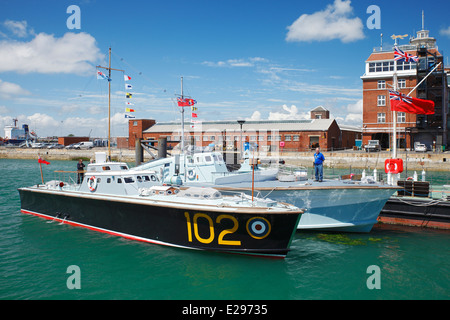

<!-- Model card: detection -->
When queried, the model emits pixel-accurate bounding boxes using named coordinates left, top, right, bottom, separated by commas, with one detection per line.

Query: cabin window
left=97, top=178, right=101, bottom=183
left=102, top=166, right=111, bottom=170
left=107, top=178, right=111, bottom=183
left=117, top=178, right=122, bottom=183
left=120, top=166, right=128, bottom=170
left=124, top=177, right=134, bottom=183
left=137, top=176, right=142, bottom=182
left=205, top=156, right=212, bottom=162
left=150, top=175, right=157, bottom=181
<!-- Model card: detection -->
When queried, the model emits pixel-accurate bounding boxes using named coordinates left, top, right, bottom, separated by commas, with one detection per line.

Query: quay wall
left=1, top=147, right=449, bottom=172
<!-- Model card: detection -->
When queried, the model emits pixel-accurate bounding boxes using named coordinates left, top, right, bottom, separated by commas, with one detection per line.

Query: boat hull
left=18, top=188, right=301, bottom=258
left=215, top=184, right=397, bottom=233
left=380, top=196, right=450, bottom=229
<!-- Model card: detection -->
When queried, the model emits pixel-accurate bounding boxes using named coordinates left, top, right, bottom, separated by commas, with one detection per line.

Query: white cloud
left=3, top=20, right=33, bottom=38
left=440, top=26, right=450, bottom=37
left=268, top=105, right=310, bottom=121
left=0, top=32, right=104, bottom=75
left=0, top=79, right=31, bottom=98
left=343, top=99, right=363, bottom=124
left=202, top=57, right=268, bottom=68
left=286, top=0, right=364, bottom=43
left=247, top=111, right=261, bottom=121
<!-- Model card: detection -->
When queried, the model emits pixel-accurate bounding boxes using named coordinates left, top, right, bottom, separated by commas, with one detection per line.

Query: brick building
left=128, top=107, right=361, bottom=152
left=361, top=25, right=449, bottom=150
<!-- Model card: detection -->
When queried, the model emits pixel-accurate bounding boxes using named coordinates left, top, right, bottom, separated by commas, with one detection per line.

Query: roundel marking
left=246, top=217, right=271, bottom=239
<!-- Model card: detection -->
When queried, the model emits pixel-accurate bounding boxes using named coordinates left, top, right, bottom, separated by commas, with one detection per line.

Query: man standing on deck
left=313, top=147, right=325, bottom=182
left=77, top=159, right=85, bottom=184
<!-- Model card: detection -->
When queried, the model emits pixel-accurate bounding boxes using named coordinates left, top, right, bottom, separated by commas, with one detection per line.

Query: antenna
left=422, top=10, right=424, bottom=30
left=380, top=33, right=383, bottom=51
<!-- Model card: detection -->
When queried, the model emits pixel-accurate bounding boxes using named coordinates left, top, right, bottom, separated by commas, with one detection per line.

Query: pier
left=2, top=146, right=447, bottom=172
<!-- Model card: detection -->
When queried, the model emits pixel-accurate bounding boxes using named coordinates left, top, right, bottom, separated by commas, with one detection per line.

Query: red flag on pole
left=38, top=156, right=50, bottom=165
left=389, top=90, right=434, bottom=115
left=177, top=98, right=197, bottom=107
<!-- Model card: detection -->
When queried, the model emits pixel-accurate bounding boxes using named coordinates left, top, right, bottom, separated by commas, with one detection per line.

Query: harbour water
left=1, top=159, right=449, bottom=300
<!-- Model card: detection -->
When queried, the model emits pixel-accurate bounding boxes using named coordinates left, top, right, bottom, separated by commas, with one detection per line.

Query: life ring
left=406, top=177, right=413, bottom=181
left=187, top=169, right=196, bottom=180
left=88, top=176, right=97, bottom=192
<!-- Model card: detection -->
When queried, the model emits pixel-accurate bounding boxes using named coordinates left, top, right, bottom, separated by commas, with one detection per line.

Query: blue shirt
left=314, top=152, right=325, bottom=165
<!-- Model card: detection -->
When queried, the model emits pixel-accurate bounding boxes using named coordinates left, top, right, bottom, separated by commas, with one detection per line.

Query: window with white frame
left=398, top=79, right=406, bottom=88
left=377, top=95, right=386, bottom=106
left=293, top=135, right=299, bottom=141
left=285, top=135, right=291, bottom=141
left=377, top=80, right=386, bottom=89
left=397, top=112, right=406, bottom=123
left=377, top=113, right=386, bottom=123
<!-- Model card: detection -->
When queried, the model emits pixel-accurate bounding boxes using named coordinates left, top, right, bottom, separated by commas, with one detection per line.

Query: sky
left=1, top=0, right=450, bottom=138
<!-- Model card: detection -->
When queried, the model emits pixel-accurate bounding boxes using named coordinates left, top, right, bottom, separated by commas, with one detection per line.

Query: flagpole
left=407, top=62, right=442, bottom=96
left=39, top=158, right=44, bottom=184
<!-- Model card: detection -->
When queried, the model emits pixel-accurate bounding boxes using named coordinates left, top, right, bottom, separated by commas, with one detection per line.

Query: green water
left=0, top=159, right=449, bottom=300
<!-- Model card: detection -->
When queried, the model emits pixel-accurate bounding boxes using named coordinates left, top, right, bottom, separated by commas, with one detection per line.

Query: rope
left=396, top=196, right=449, bottom=207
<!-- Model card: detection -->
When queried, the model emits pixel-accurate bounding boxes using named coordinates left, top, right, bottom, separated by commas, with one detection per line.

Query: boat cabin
left=132, top=151, right=229, bottom=183
left=78, top=152, right=160, bottom=195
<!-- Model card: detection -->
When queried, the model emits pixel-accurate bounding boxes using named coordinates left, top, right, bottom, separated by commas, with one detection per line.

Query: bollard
left=158, top=137, right=167, bottom=159
left=135, top=138, right=143, bottom=167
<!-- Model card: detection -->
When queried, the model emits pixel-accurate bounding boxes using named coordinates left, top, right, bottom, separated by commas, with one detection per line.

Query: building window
left=315, top=114, right=322, bottom=119
left=293, top=135, right=299, bottom=141
left=250, top=136, right=257, bottom=142
left=377, top=113, right=386, bottom=123
left=285, top=135, right=291, bottom=141
left=133, top=121, right=138, bottom=126
left=377, top=95, right=386, bottom=106
left=398, top=79, right=406, bottom=88
left=377, top=80, right=386, bottom=89
left=258, top=136, right=265, bottom=141
left=397, top=112, right=406, bottom=123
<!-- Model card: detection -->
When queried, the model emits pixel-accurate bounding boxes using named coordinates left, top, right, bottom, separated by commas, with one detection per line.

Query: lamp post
left=237, top=120, right=246, bottom=159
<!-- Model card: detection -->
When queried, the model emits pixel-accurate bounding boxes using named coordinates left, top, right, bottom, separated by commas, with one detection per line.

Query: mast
left=108, top=48, right=112, bottom=159
left=180, top=76, right=184, bottom=153
left=96, top=47, right=124, bottom=160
